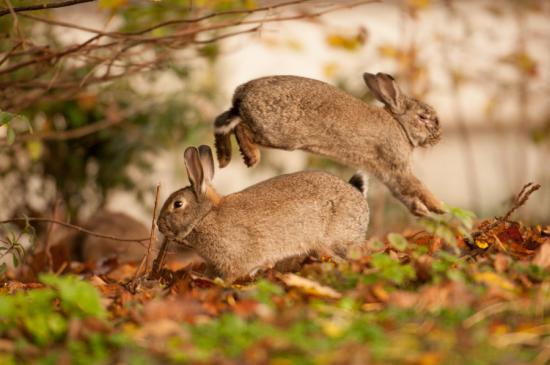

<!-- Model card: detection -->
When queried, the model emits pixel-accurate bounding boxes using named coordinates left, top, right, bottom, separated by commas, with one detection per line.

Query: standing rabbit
left=157, top=145, right=369, bottom=282
left=214, top=73, right=443, bottom=216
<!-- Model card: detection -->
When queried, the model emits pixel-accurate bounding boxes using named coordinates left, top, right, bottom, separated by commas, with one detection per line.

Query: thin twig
left=0, top=34, right=101, bottom=76
left=133, top=183, right=161, bottom=280
left=0, top=217, right=150, bottom=244
left=0, top=0, right=95, bottom=17
left=1, top=0, right=376, bottom=109
left=0, top=40, right=22, bottom=66
left=128, top=184, right=162, bottom=290
left=0, top=104, right=143, bottom=145
left=43, top=200, right=61, bottom=272
left=504, top=183, right=541, bottom=220
left=150, top=238, right=169, bottom=279
left=472, top=182, right=541, bottom=239
left=3, top=0, right=25, bottom=46
left=19, top=0, right=309, bottom=37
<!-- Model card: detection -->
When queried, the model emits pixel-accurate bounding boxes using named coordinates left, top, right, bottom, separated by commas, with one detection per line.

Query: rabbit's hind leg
left=214, top=110, right=240, bottom=168
left=235, top=124, right=260, bottom=167
left=214, top=133, right=232, bottom=168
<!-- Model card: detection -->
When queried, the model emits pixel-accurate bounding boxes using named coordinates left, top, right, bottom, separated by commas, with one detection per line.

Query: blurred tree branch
left=0, top=0, right=95, bottom=17
left=0, top=0, right=374, bottom=111
left=1, top=217, right=150, bottom=244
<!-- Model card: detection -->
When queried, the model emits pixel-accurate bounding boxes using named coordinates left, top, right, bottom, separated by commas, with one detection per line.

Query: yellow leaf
left=378, top=45, right=400, bottom=59
left=285, top=38, right=303, bottom=52
left=321, top=318, right=348, bottom=338
left=325, top=29, right=366, bottom=52
left=76, top=93, right=96, bottom=111
left=323, top=62, right=339, bottom=78
left=244, top=0, right=256, bottom=9
left=474, top=272, right=516, bottom=291
left=279, top=273, right=341, bottom=299
left=417, top=352, right=441, bottom=365
left=408, top=0, right=431, bottom=10
left=371, top=284, right=389, bottom=302
left=99, top=0, right=128, bottom=10
left=26, top=141, right=43, bottom=160
left=475, top=240, right=489, bottom=249
left=501, top=52, right=538, bottom=76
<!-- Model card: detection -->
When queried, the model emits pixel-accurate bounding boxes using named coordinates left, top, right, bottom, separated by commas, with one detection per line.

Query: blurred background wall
left=1, top=0, right=549, bottom=237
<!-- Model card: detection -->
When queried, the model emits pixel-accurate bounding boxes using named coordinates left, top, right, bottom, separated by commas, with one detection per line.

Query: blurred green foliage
left=0, top=274, right=105, bottom=346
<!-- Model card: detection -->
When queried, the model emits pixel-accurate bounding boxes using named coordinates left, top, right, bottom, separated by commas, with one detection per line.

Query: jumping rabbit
left=157, top=145, right=369, bottom=282
left=214, top=73, right=443, bottom=216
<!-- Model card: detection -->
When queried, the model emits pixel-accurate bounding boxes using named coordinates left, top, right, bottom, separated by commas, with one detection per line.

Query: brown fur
left=157, top=146, right=369, bottom=283
left=79, top=211, right=151, bottom=263
left=213, top=73, right=443, bottom=216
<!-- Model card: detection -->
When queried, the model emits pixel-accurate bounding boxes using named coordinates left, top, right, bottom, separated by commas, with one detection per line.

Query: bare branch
left=0, top=0, right=95, bottom=17
left=471, top=182, right=541, bottom=240
left=0, top=0, right=376, bottom=110
left=132, top=183, right=161, bottom=282
left=19, top=0, right=310, bottom=37
left=1, top=217, right=150, bottom=244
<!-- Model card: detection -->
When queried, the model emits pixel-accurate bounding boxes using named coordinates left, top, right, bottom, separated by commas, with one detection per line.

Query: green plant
left=369, top=252, right=416, bottom=285
left=0, top=219, right=35, bottom=277
left=420, top=204, right=476, bottom=249
left=0, top=110, right=32, bottom=145
left=0, top=274, right=106, bottom=346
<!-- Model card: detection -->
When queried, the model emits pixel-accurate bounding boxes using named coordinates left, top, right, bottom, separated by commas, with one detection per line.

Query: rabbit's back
left=193, top=171, right=369, bottom=274
left=81, top=211, right=149, bottom=263
left=233, top=76, right=400, bottom=163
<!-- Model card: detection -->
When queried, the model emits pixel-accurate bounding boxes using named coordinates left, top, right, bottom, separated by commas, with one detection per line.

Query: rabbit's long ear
left=198, top=145, right=215, bottom=184
left=184, top=146, right=205, bottom=196
left=363, top=72, right=406, bottom=114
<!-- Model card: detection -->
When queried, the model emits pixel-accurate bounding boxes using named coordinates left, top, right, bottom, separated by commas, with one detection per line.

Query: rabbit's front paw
left=420, top=192, right=445, bottom=214
left=410, top=198, right=430, bottom=217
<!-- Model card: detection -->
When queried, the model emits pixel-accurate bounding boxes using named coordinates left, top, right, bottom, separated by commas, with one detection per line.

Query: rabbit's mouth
left=422, top=123, right=442, bottom=147
left=157, top=218, right=195, bottom=247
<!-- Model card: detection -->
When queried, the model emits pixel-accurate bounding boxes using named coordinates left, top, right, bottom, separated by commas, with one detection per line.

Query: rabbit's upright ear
left=363, top=72, right=406, bottom=114
left=198, top=145, right=215, bottom=184
left=184, top=147, right=206, bottom=196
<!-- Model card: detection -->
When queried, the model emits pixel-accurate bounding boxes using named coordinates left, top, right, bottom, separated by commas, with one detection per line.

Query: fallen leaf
left=279, top=273, right=341, bottom=299
left=475, top=239, right=489, bottom=249
left=133, top=319, right=188, bottom=345
left=474, top=272, right=516, bottom=292
left=106, top=263, right=137, bottom=282
left=361, top=302, right=384, bottom=311
left=493, top=253, right=509, bottom=273
left=389, top=290, right=418, bottom=309
left=371, top=284, right=390, bottom=302
left=533, top=243, right=550, bottom=269
left=415, top=351, right=441, bottom=365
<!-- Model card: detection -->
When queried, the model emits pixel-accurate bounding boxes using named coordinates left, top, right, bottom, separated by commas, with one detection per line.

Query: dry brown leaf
left=493, top=253, right=509, bottom=273
left=279, top=273, right=341, bottom=299
left=474, top=272, right=517, bottom=292
left=133, top=319, right=188, bottom=345
left=371, top=284, right=390, bottom=302
left=89, top=275, right=107, bottom=287
left=389, top=290, right=419, bottom=309
left=106, top=263, right=137, bottom=282
left=533, top=243, right=550, bottom=269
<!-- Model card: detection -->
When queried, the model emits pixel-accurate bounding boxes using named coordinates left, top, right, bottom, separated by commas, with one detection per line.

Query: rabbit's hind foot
left=235, top=124, right=260, bottom=167
left=214, top=133, right=232, bottom=168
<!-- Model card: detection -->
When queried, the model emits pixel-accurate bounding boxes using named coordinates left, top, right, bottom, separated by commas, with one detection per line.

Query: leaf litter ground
left=1, top=215, right=549, bottom=365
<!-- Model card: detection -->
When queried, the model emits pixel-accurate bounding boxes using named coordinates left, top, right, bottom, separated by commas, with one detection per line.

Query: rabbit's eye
left=173, top=200, right=184, bottom=209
